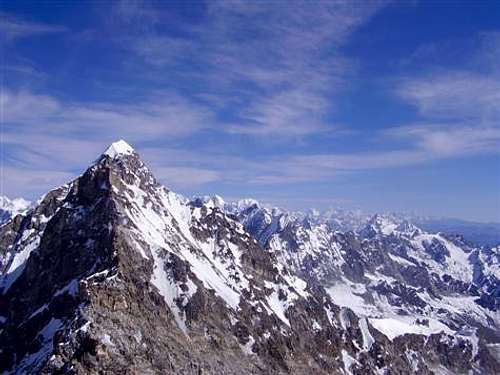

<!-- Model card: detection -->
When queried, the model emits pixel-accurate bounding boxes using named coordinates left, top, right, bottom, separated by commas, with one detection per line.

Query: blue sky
left=1, top=0, right=499, bottom=222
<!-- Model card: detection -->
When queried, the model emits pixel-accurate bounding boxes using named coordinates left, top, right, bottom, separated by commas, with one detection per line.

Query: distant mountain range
left=3, top=197, right=498, bottom=248
left=0, top=196, right=31, bottom=224
left=415, top=218, right=500, bottom=248
left=0, top=140, right=498, bottom=374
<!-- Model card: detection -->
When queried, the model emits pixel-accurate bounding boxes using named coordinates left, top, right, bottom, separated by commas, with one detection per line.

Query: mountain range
left=4, top=197, right=498, bottom=249
left=0, top=140, right=498, bottom=374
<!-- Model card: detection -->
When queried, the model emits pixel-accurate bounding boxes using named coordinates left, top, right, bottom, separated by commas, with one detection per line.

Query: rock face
left=0, top=141, right=498, bottom=374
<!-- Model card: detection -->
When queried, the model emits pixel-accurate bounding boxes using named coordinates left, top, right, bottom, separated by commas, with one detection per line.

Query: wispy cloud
left=238, top=125, right=500, bottom=185
left=1, top=138, right=222, bottom=198
left=0, top=87, right=217, bottom=197
left=227, top=90, right=330, bottom=135
left=387, top=124, right=500, bottom=157
left=139, top=146, right=260, bottom=188
left=115, top=0, right=386, bottom=136
left=397, top=71, right=500, bottom=121
left=153, top=167, right=220, bottom=189
left=139, top=119, right=500, bottom=187
left=2, top=4, right=499, bottom=221
left=1, top=2, right=390, bottom=199
left=382, top=31, right=500, bottom=178
left=111, top=0, right=160, bottom=26
left=0, top=12, right=66, bottom=41
left=1, top=88, right=214, bottom=142
left=395, top=31, right=500, bottom=123
left=2, top=63, right=47, bottom=80
left=1, top=167, right=75, bottom=198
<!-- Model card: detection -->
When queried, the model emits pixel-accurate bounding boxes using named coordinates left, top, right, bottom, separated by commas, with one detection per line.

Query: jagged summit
left=103, top=139, right=135, bottom=158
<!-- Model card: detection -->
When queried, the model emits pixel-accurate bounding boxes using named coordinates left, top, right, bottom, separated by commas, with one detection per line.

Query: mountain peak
left=0, top=196, right=31, bottom=221
left=103, top=139, right=135, bottom=158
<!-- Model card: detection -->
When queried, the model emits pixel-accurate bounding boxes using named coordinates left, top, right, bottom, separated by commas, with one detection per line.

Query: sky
left=1, top=0, right=499, bottom=222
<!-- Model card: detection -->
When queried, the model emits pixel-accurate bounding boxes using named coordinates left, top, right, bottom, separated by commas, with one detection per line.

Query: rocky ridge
left=0, top=141, right=497, bottom=374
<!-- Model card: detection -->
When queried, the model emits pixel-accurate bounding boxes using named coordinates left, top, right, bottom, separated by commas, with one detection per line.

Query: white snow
left=369, top=317, right=451, bottom=340
left=324, top=306, right=336, bottom=327
left=78, top=321, right=91, bottom=333
left=1, top=233, right=41, bottom=291
left=115, top=172, right=258, bottom=330
left=366, top=215, right=398, bottom=236
left=312, top=320, right=322, bottom=331
left=264, top=286, right=291, bottom=326
left=6, top=234, right=39, bottom=273
left=151, top=248, right=193, bottom=335
left=339, top=308, right=351, bottom=330
left=417, top=291, right=500, bottom=329
left=101, top=333, right=116, bottom=347
left=327, top=279, right=373, bottom=316
left=103, top=140, right=134, bottom=158
left=262, top=275, right=309, bottom=327
left=379, top=221, right=398, bottom=236
left=198, top=195, right=225, bottom=209
left=409, top=233, right=472, bottom=283
left=388, top=253, right=415, bottom=267
left=359, top=317, right=374, bottom=351
left=222, top=196, right=492, bottom=362
left=341, top=349, right=359, bottom=375
left=0, top=196, right=31, bottom=217
left=479, top=246, right=500, bottom=279
left=116, top=170, right=311, bottom=330
left=239, top=336, right=255, bottom=355
left=327, top=278, right=459, bottom=341
left=1, top=187, right=68, bottom=292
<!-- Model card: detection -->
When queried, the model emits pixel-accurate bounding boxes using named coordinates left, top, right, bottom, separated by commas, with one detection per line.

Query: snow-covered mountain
left=0, top=196, right=31, bottom=223
left=415, top=218, right=500, bottom=247
left=0, top=141, right=498, bottom=374
left=224, top=199, right=500, bottom=372
left=225, top=201, right=500, bottom=247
